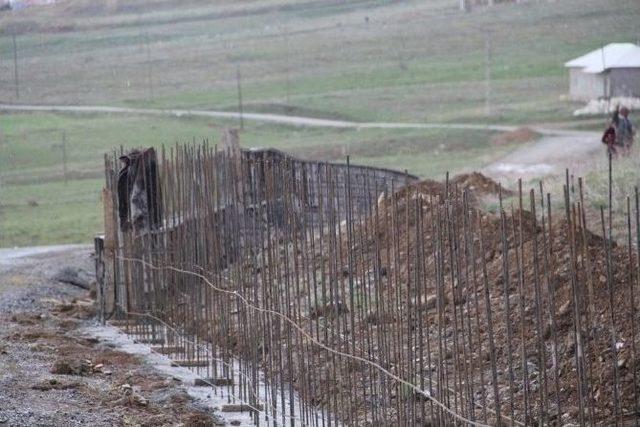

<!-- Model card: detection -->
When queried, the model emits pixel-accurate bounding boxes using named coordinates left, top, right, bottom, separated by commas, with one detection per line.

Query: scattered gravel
left=0, top=245, right=222, bottom=427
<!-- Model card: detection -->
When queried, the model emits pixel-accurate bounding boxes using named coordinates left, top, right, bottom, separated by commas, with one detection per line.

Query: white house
left=565, top=43, right=640, bottom=101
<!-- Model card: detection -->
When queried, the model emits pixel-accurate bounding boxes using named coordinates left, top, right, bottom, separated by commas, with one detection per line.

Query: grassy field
left=0, top=0, right=638, bottom=246
left=0, top=111, right=511, bottom=246
left=1, top=0, right=638, bottom=122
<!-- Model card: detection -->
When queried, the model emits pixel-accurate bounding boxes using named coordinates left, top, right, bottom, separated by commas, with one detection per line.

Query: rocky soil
left=0, top=245, right=225, bottom=426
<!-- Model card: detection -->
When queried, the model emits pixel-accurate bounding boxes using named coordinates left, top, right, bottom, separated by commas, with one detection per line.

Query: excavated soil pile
left=213, top=172, right=637, bottom=425
left=275, top=175, right=639, bottom=425
left=332, top=179, right=638, bottom=424
left=376, top=173, right=512, bottom=214
left=451, top=172, right=513, bottom=198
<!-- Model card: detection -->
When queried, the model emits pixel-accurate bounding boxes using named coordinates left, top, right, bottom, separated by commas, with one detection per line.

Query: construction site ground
left=0, top=245, right=240, bottom=427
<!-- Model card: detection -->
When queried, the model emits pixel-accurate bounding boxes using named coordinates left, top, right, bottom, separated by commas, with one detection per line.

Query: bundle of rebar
left=99, top=143, right=640, bottom=426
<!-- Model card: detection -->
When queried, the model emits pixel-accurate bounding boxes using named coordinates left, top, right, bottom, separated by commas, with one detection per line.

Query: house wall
left=569, top=68, right=606, bottom=101
left=609, top=68, right=640, bottom=98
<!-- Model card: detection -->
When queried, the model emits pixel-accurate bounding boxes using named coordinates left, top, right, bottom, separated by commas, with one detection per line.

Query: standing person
left=602, top=107, right=619, bottom=158
left=617, top=106, right=635, bottom=156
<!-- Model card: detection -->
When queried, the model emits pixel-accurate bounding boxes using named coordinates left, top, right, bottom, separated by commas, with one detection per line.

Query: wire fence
left=96, top=143, right=640, bottom=426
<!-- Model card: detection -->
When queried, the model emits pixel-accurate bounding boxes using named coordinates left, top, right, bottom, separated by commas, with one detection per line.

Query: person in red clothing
left=602, top=107, right=620, bottom=158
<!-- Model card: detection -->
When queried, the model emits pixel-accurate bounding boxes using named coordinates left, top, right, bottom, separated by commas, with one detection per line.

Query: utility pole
left=284, top=25, right=291, bottom=104
left=484, top=31, right=492, bottom=117
left=12, top=34, right=20, bottom=100
left=144, top=32, right=154, bottom=101
left=601, top=46, right=610, bottom=110
left=62, top=131, right=68, bottom=185
left=0, top=201, right=3, bottom=248
left=236, top=65, right=244, bottom=130
left=396, top=32, right=407, bottom=71
left=0, top=140, right=3, bottom=246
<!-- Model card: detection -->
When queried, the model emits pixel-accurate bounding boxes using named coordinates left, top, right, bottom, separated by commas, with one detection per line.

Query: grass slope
left=0, top=111, right=506, bottom=246
left=0, top=0, right=637, bottom=246
left=0, top=0, right=637, bottom=123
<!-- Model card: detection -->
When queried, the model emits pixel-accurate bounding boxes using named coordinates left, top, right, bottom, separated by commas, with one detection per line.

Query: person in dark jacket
left=617, top=106, right=636, bottom=156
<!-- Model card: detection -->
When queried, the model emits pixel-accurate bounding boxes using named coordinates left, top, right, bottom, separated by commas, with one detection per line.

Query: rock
left=558, top=300, right=571, bottom=317
left=53, top=266, right=95, bottom=290
left=150, top=388, right=191, bottom=405
left=562, top=405, right=580, bottom=422
left=130, top=392, right=148, bottom=407
left=182, top=411, right=221, bottom=427
left=51, top=358, right=93, bottom=376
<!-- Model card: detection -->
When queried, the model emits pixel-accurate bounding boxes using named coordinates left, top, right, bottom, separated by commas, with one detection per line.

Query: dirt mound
left=491, top=127, right=539, bottom=146
left=451, top=171, right=513, bottom=197
left=379, top=178, right=445, bottom=204
left=182, top=412, right=218, bottom=427
left=313, top=173, right=638, bottom=424
left=51, top=358, right=94, bottom=376
left=380, top=172, right=509, bottom=208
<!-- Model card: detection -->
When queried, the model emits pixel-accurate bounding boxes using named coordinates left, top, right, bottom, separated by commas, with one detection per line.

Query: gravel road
left=0, top=245, right=231, bottom=426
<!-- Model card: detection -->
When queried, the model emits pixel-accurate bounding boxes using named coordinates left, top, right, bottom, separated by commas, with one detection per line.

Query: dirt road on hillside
left=0, top=103, right=601, bottom=182
left=485, top=129, right=601, bottom=182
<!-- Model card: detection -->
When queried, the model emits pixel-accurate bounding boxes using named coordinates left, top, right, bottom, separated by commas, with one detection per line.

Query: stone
left=618, top=358, right=627, bottom=369
left=53, top=266, right=95, bottom=290
left=558, top=300, right=571, bottom=317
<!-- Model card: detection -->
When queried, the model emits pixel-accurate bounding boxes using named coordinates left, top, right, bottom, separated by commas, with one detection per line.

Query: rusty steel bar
left=100, top=141, right=640, bottom=426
